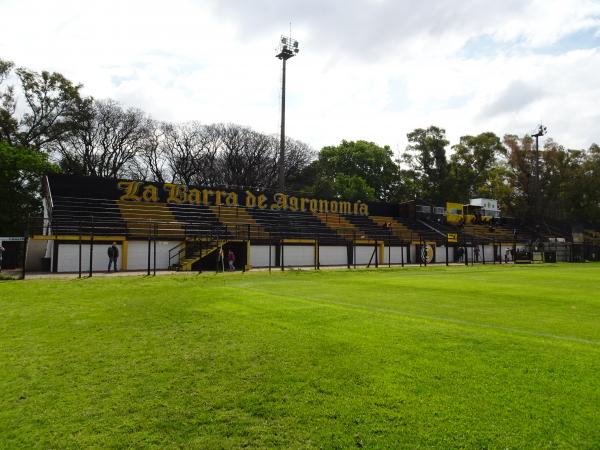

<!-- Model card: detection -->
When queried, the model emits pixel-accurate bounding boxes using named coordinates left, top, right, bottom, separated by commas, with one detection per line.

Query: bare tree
left=129, top=119, right=168, bottom=183
left=160, top=122, right=221, bottom=186
left=49, top=96, right=314, bottom=188
left=282, top=137, right=315, bottom=184
left=53, top=99, right=152, bottom=178
left=217, top=123, right=278, bottom=188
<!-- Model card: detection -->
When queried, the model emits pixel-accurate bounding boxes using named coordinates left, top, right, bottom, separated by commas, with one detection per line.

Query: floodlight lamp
left=276, top=35, right=300, bottom=60
left=531, top=123, right=548, bottom=138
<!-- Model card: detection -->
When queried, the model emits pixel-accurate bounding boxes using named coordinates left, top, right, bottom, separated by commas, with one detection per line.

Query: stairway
left=178, top=238, right=227, bottom=271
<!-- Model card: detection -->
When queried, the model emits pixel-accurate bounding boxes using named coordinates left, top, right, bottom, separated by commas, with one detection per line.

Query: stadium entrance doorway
left=191, top=240, right=249, bottom=272
left=0, top=237, right=25, bottom=270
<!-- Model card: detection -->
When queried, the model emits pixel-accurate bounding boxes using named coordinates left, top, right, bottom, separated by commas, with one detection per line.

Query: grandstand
left=19, top=174, right=598, bottom=274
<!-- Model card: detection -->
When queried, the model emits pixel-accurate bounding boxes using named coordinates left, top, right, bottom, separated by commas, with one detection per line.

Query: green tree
left=403, top=126, right=450, bottom=204
left=449, top=132, right=503, bottom=201
left=0, top=58, right=86, bottom=151
left=0, top=141, right=59, bottom=235
left=302, top=140, right=397, bottom=201
left=565, top=144, right=600, bottom=223
left=501, top=134, right=537, bottom=219
left=494, top=136, right=600, bottom=222
left=0, top=59, right=17, bottom=144
left=536, top=140, right=581, bottom=221
left=333, top=174, right=375, bottom=201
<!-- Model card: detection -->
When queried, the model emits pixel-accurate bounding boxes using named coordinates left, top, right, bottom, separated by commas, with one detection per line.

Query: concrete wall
left=250, top=245, right=413, bottom=268
left=55, top=240, right=180, bottom=272
left=483, top=245, right=497, bottom=263
left=50, top=241, right=533, bottom=272
left=385, top=246, right=408, bottom=264
left=25, top=239, right=47, bottom=271
left=250, top=245, right=277, bottom=267
left=319, top=246, right=348, bottom=266
left=435, top=246, right=453, bottom=263
left=282, top=245, right=315, bottom=267
left=408, top=245, right=416, bottom=264
left=126, top=240, right=181, bottom=271
left=353, top=245, right=379, bottom=265
left=57, top=243, right=119, bottom=272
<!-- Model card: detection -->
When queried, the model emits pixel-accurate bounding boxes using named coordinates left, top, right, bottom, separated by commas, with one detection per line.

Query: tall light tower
left=532, top=123, right=548, bottom=219
left=276, top=34, right=299, bottom=192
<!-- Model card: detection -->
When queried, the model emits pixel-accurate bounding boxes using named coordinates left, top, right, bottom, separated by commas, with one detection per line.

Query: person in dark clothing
left=456, top=247, right=463, bottom=262
left=108, top=242, right=119, bottom=272
left=474, top=246, right=480, bottom=262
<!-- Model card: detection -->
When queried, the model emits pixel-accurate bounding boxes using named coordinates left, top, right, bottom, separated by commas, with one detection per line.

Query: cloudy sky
left=2, top=0, right=600, bottom=153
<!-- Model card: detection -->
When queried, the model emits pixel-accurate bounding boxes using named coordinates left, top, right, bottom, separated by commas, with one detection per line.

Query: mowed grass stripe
left=235, top=284, right=600, bottom=347
left=0, top=264, right=599, bottom=448
left=228, top=264, right=600, bottom=342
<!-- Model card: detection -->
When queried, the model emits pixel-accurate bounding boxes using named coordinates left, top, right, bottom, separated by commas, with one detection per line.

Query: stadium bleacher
left=37, top=173, right=600, bottom=272
left=393, top=217, right=448, bottom=242
left=50, top=196, right=126, bottom=236
left=343, top=215, right=404, bottom=245
left=250, top=209, right=344, bottom=243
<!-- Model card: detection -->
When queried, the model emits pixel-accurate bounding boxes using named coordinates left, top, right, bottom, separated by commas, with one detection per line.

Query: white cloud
left=493, top=0, right=600, bottom=47
left=1, top=0, right=600, bottom=153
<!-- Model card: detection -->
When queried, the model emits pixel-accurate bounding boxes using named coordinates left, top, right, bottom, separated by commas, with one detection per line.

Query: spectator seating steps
left=313, top=212, right=363, bottom=241
left=209, top=206, right=270, bottom=240
left=250, top=209, right=343, bottom=243
left=118, top=201, right=183, bottom=238
left=370, top=216, right=417, bottom=241
left=49, top=196, right=126, bottom=236
left=344, top=215, right=404, bottom=245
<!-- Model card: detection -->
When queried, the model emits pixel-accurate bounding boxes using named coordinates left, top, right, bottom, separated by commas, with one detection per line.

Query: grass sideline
left=1, top=264, right=599, bottom=448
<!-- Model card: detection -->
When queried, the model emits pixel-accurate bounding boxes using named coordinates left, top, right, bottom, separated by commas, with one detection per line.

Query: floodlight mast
left=276, top=35, right=299, bottom=192
left=531, top=124, right=548, bottom=219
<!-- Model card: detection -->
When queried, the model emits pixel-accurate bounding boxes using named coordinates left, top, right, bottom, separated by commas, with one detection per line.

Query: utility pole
left=276, top=34, right=299, bottom=192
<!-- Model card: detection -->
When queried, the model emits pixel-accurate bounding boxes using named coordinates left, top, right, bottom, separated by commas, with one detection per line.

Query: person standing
left=107, top=242, right=119, bottom=272
left=0, top=242, right=5, bottom=272
left=227, top=250, right=236, bottom=271
left=217, top=246, right=225, bottom=272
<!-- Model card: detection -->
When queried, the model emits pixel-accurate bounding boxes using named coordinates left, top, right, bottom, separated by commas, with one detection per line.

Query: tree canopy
left=298, top=140, right=397, bottom=202
left=0, top=141, right=58, bottom=234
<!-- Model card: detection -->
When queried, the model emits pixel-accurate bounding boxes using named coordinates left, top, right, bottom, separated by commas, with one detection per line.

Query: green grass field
left=1, top=264, right=599, bottom=449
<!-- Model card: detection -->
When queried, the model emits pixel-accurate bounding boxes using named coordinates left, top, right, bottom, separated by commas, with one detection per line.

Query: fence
left=13, top=203, right=598, bottom=278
